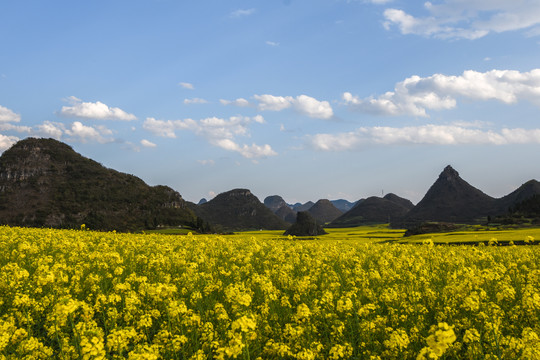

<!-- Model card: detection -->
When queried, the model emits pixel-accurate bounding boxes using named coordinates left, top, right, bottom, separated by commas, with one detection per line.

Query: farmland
left=0, top=225, right=539, bottom=359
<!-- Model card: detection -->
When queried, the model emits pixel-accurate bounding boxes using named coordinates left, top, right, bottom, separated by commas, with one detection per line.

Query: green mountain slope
left=0, top=138, right=197, bottom=231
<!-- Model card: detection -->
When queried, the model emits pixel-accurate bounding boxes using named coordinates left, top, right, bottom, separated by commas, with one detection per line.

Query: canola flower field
left=0, top=225, right=539, bottom=359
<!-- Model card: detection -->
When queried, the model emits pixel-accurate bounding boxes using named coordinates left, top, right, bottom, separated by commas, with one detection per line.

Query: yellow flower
left=420, top=322, right=456, bottom=358
left=231, top=315, right=257, bottom=333
left=80, top=336, right=105, bottom=360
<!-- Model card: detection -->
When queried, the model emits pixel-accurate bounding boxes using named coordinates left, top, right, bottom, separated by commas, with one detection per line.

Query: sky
left=2, top=0, right=540, bottom=204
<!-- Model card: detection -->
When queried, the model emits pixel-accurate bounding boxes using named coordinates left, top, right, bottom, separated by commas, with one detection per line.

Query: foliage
left=1, top=225, right=540, bottom=359
left=0, top=138, right=198, bottom=232
left=284, top=211, right=327, bottom=236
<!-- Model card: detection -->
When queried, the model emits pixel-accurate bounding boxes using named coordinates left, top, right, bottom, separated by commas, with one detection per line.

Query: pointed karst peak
left=439, top=165, right=460, bottom=181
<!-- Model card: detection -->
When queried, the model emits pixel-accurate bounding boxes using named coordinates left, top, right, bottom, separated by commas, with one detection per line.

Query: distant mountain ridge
left=328, top=193, right=413, bottom=227
left=264, top=195, right=289, bottom=213
left=307, top=199, right=343, bottom=224
left=195, top=189, right=289, bottom=231
left=331, top=199, right=357, bottom=212
left=2, top=138, right=540, bottom=232
left=395, top=166, right=540, bottom=227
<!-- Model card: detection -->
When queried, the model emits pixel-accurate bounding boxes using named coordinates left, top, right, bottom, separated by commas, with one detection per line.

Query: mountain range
left=1, top=138, right=539, bottom=232
left=192, top=189, right=288, bottom=232
left=396, top=165, right=540, bottom=227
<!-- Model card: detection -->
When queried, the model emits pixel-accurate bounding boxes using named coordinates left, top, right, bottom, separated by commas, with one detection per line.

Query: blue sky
left=2, top=0, right=540, bottom=204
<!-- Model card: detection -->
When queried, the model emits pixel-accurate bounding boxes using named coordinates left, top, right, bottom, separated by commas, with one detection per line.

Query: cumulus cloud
left=0, top=105, right=21, bottom=123
left=212, top=139, right=276, bottom=158
left=220, top=98, right=251, bottom=107
left=59, top=96, right=136, bottom=121
left=0, top=123, right=32, bottom=133
left=344, top=69, right=540, bottom=117
left=254, top=94, right=293, bottom=111
left=142, top=115, right=276, bottom=158
left=143, top=117, right=179, bottom=138
left=179, top=82, right=194, bottom=90
left=0, top=134, right=19, bottom=151
left=140, top=139, right=157, bottom=148
left=308, top=124, right=540, bottom=151
left=183, top=98, right=208, bottom=105
left=65, top=121, right=114, bottom=143
left=33, top=121, right=65, bottom=140
left=383, top=1, right=540, bottom=39
left=253, top=94, right=334, bottom=119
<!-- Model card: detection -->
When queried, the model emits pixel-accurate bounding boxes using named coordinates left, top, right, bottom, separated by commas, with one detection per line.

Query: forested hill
left=0, top=138, right=198, bottom=232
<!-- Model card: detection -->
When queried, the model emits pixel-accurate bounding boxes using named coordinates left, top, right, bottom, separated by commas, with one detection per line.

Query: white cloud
left=266, top=41, right=280, bottom=46
left=143, top=117, right=179, bottom=138
left=198, top=159, right=215, bottom=166
left=214, top=139, right=277, bottom=158
left=344, top=69, right=540, bottom=117
left=294, top=95, right=334, bottom=119
left=0, top=123, right=31, bottom=133
left=65, top=121, right=113, bottom=143
left=308, top=124, right=540, bottom=151
left=383, top=1, right=540, bottom=39
left=230, top=8, right=255, bottom=18
left=0, top=105, right=21, bottom=123
left=254, top=94, right=293, bottom=111
left=0, top=134, right=19, bottom=152
left=220, top=98, right=251, bottom=107
left=140, top=139, right=157, bottom=148
left=253, top=94, right=334, bottom=119
left=179, top=82, right=194, bottom=90
left=183, top=98, right=208, bottom=105
left=59, top=97, right=136, bottom=121
left=142, top=115, right=275, bottom=158
left=253, top=115, right=265, bottom=124
left=34, top=121, right=65, bottom=139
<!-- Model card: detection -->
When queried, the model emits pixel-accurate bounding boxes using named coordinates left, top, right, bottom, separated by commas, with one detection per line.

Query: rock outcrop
left=284, top=211, right=327, bottom=236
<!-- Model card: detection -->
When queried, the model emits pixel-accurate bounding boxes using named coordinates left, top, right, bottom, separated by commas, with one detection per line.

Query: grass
left=142, top=227, right=196, bottom=235
left=400, top=227, right=540, bottom=245
left=234, top=224, right=405, bottom=242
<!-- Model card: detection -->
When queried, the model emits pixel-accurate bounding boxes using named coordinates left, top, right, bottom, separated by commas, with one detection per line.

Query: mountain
left=275, top=204, right=297, bottom=223
left=264, top=195, right=289, bottom=212
left=398, top=165, right=497, bottom=226
left=198, top=198, right=208, bottom=205
left=291, top=201, right=314, bottom=212
left=331, top=199, right=357, bottom=212
left=195, top=189, right=289, bottom=231
left=0, top=138, right=198, bottom=232
left=497, top=180, right=540, bottom=213
left=328, top=193, right=413, bottom=227
left=383, top=193, right=414, bottom=209
left=284, top=211, right=327, bottom=236
left=307, top=199, right=343, bottom=223
left=263, top=195, right=296, bottom=223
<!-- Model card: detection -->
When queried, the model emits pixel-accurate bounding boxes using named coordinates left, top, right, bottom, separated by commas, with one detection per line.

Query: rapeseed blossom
left=0, top=225, right=539, bottom=359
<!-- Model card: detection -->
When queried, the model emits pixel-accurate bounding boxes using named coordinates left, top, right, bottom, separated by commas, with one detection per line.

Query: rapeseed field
left=0, top=225, right=539, bottom=359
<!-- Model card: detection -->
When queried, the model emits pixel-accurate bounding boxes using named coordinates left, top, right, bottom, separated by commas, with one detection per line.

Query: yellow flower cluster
left=0, top=225, right=539, bottom=359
